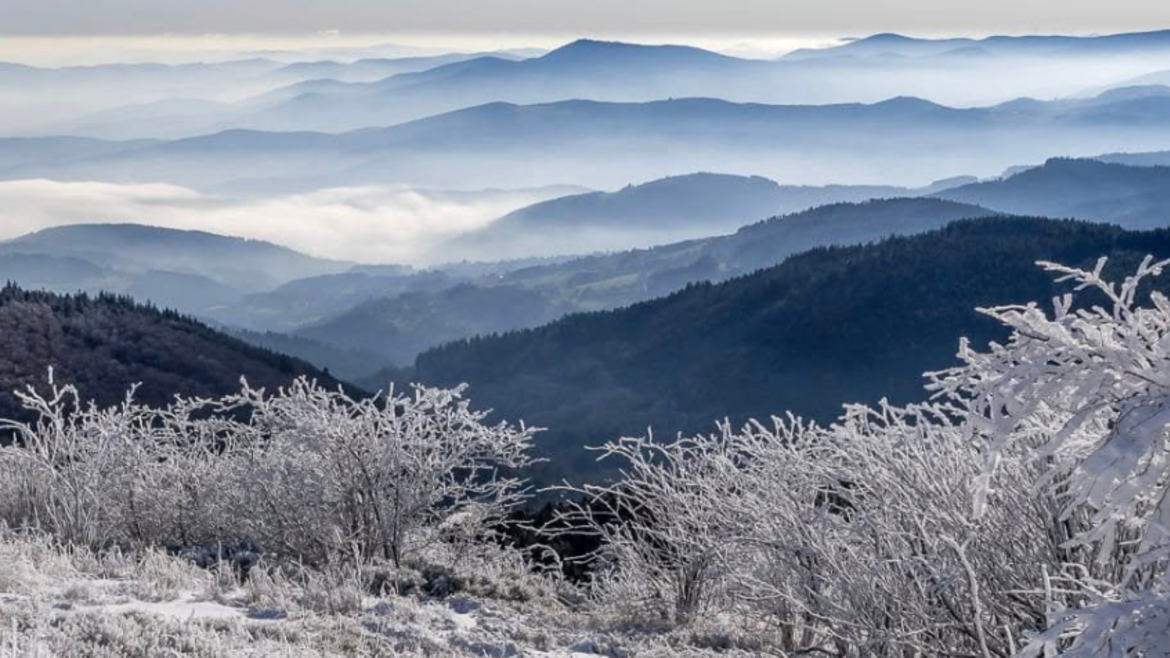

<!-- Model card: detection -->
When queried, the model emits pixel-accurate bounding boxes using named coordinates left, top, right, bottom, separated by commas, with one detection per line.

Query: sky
left=0, top=0, right=1167, bottom=37
left=0, top=0, right=1165, bottom=65
left=1, top=0, right=1168, bottom=44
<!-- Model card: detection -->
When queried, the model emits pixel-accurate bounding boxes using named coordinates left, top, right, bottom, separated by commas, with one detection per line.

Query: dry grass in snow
left=0, top=529, right=755, bottom=657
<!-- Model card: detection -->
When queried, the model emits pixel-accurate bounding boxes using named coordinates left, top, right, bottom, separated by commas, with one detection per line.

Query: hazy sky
left=1, top=0, right=1166, bottom=38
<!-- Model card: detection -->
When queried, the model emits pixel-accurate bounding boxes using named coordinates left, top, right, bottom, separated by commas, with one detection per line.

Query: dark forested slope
left=0, top=286, right=354, bottom=423
left=396, top=218, right=1170, bottom=483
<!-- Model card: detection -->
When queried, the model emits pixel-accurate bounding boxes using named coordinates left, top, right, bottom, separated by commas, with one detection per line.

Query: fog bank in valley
left=0, top=179, right=576, bottom=263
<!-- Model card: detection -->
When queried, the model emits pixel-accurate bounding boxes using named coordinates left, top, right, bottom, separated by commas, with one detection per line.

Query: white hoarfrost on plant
left=929, top=256, right=1170, bottom=657
left=0, top=377, right=540, bottom=566
left=551, top=256, right=1170, bottom=657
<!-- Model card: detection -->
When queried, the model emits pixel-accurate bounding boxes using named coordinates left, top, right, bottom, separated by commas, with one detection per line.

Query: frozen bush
left=217, top=379, right=539, bottom=565
left=0, top=377, right=538, bottom=570
left=555, top=256, right=1170, bottom=657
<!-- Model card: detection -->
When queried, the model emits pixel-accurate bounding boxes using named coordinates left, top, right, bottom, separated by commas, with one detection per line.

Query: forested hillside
left=937, top=157, right=1170, bottom=227
left=320, top=198, right=990, bottom=366
left=297, top=283, right=570, bottom=367
left=396, top=217, right=1170, bottom=482
left=0, top=286, right=353, bottom=423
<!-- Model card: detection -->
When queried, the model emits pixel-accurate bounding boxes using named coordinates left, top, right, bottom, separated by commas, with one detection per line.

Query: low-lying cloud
left=0, top=179, right=575, bottom=264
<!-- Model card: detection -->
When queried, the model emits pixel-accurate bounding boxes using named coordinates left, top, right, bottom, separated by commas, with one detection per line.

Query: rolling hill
left=223, top=328, right=389, bottom=383
left=212, top=269, right=457, bottom=332
left=0, top=251, right=240, bottom=315
left=0, top=224, right=352, bottom=292
left=446, top=173, right=977, bottom=260
left=936, top=158, right=1170, bottom=228
left=488, top=197, right=995, bottom=308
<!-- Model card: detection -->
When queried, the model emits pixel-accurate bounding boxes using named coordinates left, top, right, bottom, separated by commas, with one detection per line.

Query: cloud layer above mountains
left=0, top=180, right=568, bottom=263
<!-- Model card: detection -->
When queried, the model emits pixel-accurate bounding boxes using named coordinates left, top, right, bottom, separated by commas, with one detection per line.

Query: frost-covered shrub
left=561, top=407, right=1054, bottom=655
left=217, top=379, right=538, bottom=565
left=552, top=427, right=758, bottom=624
left=558, top=256, right=1170, bottom=657
left=0, top=377, right=538, bottom=569
left=0, top=375, right=216, bottom=548
left=930, top=256, right=1170, bottom=655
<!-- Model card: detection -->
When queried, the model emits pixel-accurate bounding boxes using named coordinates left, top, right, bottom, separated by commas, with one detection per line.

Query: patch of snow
left=85, top=592, right=245, bottom=621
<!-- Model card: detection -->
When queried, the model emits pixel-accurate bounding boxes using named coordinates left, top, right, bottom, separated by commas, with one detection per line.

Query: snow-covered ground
left=0, top=533, right=751, bottom=657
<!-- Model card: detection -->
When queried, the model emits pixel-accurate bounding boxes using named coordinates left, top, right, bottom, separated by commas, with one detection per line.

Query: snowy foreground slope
left=0, top=532, right=747, bottom=657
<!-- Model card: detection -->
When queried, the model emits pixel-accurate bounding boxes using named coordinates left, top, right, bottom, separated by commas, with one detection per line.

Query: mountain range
left=39, top=51, right=534, bottom=140
left=5, top=156, right=1170, bottom=379
left=2, top=50, right=538, bottom=138
left=7, top=92, right=1170, bottom=192
left=0, top=197, right=985, bottom=377
left=785, top=29, right=1170, bottom=60
left=35, top=34, right=1170, bottom=138
left=302, top=157, right=1170, bottom=368
left=262, top=51, right=528, bottom=86
left=228, top=40, right=776, bottom=133
left=7, top=29, right=1170, bottom=493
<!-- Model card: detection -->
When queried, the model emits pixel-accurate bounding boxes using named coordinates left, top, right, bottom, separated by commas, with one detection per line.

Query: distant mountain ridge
left=0, top=224, right=352, bottom=292
left=1097, top=150, right=1170, bottom=167
left=0, top=58, right=290, bottom=135
left=0, top=136, right=159, bottom=170
left=490, top=173, right=789, bottom=226
left=936, top=158, right=1170, bottom=228
left=37, top=31, right=1170, bottom=139
left=264, top=51, right=529, bottom=85
left=10, top=91, right=1170, bottom=191
left=448, top=172, right=982, bottom=260
left=199, top=39, right=770, bottom=134
left=786, top=29, right=1170, bottom=60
